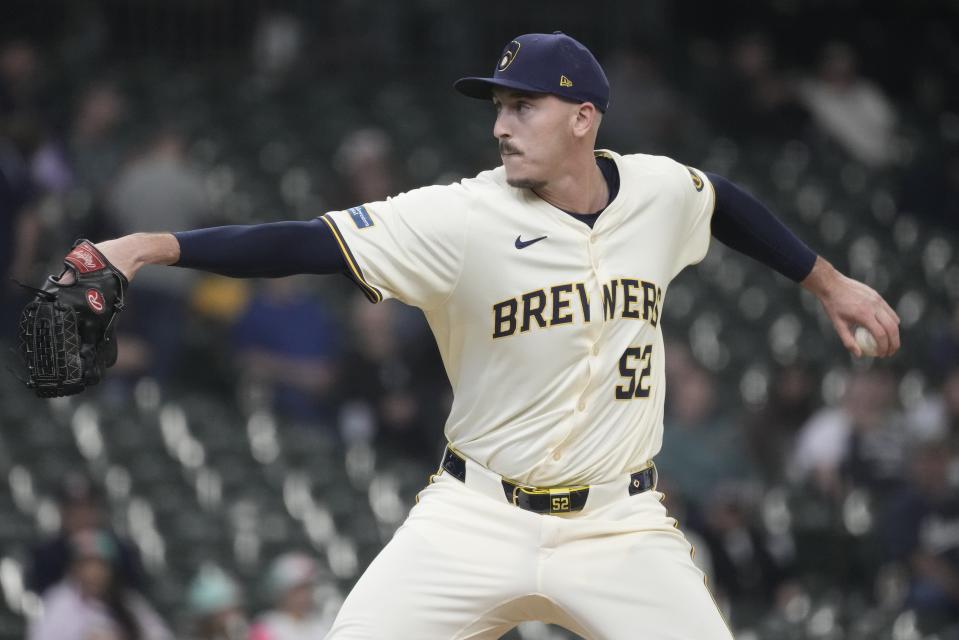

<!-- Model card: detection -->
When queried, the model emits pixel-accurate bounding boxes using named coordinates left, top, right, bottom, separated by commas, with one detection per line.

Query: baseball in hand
left=854, top=325, right=879, bottom=357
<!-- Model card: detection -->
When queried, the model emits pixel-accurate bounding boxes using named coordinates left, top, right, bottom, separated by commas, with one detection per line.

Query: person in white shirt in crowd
left=27, top=529, right=173, bottom=640
left=249, top=552, right=337, bottom=640
left=797, top=42, right=898, bottom=168
left=790, top=367, right=908, bottom=496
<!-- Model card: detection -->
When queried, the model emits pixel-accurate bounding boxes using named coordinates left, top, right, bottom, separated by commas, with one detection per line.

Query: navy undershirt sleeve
left=173, top=218, right=346, bottom=278
left=706, top=172, right=817, bottom=282
left=170, top=173, right=815, bottom=283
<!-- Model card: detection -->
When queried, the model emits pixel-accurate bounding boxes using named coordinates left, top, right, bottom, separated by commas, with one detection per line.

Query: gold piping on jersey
left=321, top=214, right=383, bottom=303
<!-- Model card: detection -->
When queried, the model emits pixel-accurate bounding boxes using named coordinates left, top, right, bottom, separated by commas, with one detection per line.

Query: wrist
left=95, top=233, right=180, bottom=281
left=800, top=256, right=841, bottom=299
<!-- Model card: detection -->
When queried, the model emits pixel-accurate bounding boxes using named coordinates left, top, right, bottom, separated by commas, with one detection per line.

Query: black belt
left=440, top=446, right=656, bottom=515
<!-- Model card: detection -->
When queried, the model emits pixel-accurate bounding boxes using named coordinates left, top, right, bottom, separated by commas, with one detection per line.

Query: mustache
left=499, top=140, right=522, bottom=155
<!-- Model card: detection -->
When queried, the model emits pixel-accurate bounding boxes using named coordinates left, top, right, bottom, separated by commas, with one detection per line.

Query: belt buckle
left=512, top=485, right=577, bottom=514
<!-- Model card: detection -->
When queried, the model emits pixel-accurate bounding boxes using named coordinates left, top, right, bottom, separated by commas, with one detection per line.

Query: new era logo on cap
left=454, top=32, right=610, bottom=113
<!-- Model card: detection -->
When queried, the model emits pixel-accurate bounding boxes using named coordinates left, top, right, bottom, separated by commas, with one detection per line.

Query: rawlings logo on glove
left=65, top=245, right=107, bottom=273
left=16, top=240, right=127, bottom=398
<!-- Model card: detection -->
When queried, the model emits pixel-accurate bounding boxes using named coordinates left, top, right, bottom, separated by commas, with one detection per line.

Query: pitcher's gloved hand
left=17, top=240, right=128, bottom=397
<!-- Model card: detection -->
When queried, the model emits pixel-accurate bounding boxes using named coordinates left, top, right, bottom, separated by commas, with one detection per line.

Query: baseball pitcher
left=19, top=33, right=900, bottom=639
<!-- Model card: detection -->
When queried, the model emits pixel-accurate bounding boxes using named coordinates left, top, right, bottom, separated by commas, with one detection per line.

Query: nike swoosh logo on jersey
left=515, top=235, right=548, bottom=249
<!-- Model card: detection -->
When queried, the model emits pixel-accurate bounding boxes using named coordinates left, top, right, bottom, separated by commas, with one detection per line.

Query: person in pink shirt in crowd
left=249, top=553, right=336, bottom=640
left=27, top=529, right=173, bottom=640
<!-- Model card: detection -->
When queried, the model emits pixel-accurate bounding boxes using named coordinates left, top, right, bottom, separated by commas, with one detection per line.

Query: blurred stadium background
left=1, top=1, right=958, bottom=638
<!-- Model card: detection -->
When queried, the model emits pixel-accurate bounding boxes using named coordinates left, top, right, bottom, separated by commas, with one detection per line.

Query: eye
left=517, top=101, right=530, bottom=112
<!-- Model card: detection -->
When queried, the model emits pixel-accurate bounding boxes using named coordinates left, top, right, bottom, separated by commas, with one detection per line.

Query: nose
left=493, top=111, right=510, bottom=141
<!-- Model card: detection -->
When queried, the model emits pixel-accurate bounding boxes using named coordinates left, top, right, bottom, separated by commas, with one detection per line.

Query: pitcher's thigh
left=326, top=479, right=537, bottom=639
left=545, top=528, right=734, bottom=640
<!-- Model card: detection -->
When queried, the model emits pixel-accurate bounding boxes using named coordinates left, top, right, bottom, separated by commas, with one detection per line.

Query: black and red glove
left=17, top=240, right=128, bottom=397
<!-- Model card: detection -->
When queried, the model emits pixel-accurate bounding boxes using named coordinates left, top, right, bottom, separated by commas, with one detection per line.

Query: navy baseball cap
left=455, top=32, right=610, bottom=112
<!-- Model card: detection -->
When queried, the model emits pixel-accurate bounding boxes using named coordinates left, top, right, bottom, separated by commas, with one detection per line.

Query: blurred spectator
left=907, top=366, right=959, bottom=443
left=882, top=440, right=959, bottom=633
left=252, top=12, right=306, bottom=83
left=797, top=42, right=897, bottom=168
left=70, top=81, right=129, bottom=203
left=26, top=472, right=146, bottom=596
left=656, top=363, right=757, bottom=511
left=249, top=552, right=335, bottom=640
left=334, top=128, right=397, bottom=204
left=0, top=41, right=69, bottom=193
left=600, top=49, right=688, bottom=154
left=0, top=40, right=42, bottom=117
left=744, top=364, right=818, bottom=484
left=186, top=566, right=248, bottom=640
left=107, top=127, right=208, bottom=380
left=790, top=367, right=907, bottom=496
left=339, top=293, right=447, bottom=462
left=232, top=277, right=340, bottom=423
left=27, top=529, right=173, bottom=640
left=711, top=33, right=808, bottom=141
left=0, top=115, right=41, bottom=341
left=699, top=488, right=796, bottom=628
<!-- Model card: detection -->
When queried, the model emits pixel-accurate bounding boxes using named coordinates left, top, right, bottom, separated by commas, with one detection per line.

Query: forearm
left=706, top=173, right=817, bottom=282
left=95, top=232, right=181, bottom=280
left=94, top=218, right=345, bottom=281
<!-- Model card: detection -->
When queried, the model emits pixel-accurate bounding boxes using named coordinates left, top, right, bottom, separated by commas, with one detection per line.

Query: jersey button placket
left=585, top=234, right=604, bottom=364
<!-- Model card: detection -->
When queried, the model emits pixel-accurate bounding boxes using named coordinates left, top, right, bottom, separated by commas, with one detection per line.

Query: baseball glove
left=17, top=240, right=127, bottom=398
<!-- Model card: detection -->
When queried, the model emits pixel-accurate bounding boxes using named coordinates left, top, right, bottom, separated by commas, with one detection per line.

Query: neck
left=532, top=149, right=608, bottom=214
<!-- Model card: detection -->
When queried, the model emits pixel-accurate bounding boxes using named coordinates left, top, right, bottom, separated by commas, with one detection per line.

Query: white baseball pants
left=326, top=470, right=734, bottom=639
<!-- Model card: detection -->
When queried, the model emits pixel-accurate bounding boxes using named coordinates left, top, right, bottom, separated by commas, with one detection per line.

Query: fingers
left=833, top=316, right=862, bottom=358
left=874, top=309, right=901, bottom=356
left=846, top=285, right=901, bottom=358
left=862, top=315, right=890, bottom=356
left=884, top=299, right=901, bottom=325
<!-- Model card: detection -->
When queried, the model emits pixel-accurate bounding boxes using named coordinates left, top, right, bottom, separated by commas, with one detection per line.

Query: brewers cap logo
left=497, top=40, right=521, bottom=72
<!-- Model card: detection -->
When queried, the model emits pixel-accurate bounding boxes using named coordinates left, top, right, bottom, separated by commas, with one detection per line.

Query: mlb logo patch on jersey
left=348, top=206, right=374, bottom=229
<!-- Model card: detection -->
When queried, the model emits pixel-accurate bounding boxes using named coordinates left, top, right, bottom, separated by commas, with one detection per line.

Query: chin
left=504, top=169, right=547, bottom=190
left=503, top=156, right=546, bottom=190
left=507, top=177, right=547, bottom=189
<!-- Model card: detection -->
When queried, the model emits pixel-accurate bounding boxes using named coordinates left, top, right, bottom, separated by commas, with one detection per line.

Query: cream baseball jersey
left=323, top=150, right=715, bottom=486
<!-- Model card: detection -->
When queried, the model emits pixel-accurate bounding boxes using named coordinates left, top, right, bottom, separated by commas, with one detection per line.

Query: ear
left=571, top=102, right=599, bottom=139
